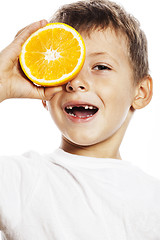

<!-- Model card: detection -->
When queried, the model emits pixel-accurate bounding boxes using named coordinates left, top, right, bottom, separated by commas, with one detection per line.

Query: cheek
left=48, top=95, right=63, bottom=127
left=101, top=79, right=132, bottom=106
left=100, top=83, right=132, bottom=123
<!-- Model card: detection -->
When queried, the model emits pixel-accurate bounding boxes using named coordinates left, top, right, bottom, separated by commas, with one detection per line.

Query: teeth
left=67, top=106, right=73, bottom=109
left=69, top=113, right=76, bottom=117
left=66, top=105, right=96, bottom=109
left=68, top=114, right=94, bottom=118
left=68, top=113, right=93, bottom=118
left=79, top=114, right=93, bottom=118
left=84, top=106, right=95, bottom=109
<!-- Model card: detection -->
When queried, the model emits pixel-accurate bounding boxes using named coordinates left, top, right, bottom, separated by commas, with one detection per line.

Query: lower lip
left=63, top=111, right=98, bottom=123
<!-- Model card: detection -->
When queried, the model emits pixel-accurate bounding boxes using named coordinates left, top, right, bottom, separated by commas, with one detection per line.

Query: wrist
left=0, top=77, right=8, bottom=103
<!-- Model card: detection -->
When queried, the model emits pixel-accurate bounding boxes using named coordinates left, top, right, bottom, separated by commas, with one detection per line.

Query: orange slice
left=19, top=23, right=86, bottom=86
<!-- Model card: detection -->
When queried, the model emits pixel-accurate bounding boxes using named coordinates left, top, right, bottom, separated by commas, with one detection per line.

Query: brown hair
left=50, top=0, right=149, bottom=83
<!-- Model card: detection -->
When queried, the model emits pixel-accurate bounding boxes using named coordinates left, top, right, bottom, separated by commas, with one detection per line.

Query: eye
left=93, top=64, right=112, bottom=71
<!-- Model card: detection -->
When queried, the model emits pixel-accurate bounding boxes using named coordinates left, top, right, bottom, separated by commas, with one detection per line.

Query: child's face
left=47, top=27, right=136, bottom=148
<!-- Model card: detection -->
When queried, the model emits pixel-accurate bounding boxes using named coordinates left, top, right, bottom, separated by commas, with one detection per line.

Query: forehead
left=81, top=27, right=129, bottom=65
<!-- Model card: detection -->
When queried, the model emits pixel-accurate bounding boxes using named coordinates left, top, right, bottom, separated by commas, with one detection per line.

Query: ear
left=42, top=100, right=48, bottom=111
left=132, top=75, right=153, bottom=110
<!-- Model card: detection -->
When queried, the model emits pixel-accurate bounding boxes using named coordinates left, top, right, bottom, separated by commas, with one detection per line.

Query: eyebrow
left=88, top=52, right=119, bottom=66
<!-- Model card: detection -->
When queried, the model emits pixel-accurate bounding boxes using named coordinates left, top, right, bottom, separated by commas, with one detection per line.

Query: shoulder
left=0, top=150, right=54, bottom=192
left=0, top=150, right=46, bottom=171
left=122, top=162, right=160, bottom=192
left=113, top=161, right=160, bottom=207
left=0, top=150, right=46, bottom=192
left=117, top=162, right=160, bottom=213
left=0, top=152, right=37, bottom=180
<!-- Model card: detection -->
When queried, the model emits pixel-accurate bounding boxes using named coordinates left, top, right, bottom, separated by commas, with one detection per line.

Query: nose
left=65, top=73, right=89, bottom=93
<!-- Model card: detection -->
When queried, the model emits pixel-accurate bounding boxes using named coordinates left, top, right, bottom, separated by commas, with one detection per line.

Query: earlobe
left=132, top=75, right=153, bottom=110
left=42, top=100, right=48, bottom=111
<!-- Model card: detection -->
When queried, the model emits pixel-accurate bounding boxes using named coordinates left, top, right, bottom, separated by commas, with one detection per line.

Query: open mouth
left=64, top=105, right=99, bottom=119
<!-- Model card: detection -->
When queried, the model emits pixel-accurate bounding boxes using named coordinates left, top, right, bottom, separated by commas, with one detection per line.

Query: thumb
left=14, top=19, right=48, bottom=46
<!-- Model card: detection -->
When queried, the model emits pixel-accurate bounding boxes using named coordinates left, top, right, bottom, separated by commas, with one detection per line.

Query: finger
left=2, top=20, right=48, bottom=65
left=22, top=84, right=63, bottom=101
left=14, top=19, right=48, bottom=47
left=14, top=27, right=26, bottom=39
left=43, top=86, right=63, bottom=101
left=14, top=19, right=48, bottom=39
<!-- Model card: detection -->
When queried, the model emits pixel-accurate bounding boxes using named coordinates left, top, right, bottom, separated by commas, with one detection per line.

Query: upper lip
left=62, top=100, right=99, bottom=110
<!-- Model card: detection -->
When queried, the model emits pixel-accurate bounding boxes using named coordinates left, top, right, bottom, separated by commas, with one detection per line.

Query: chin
left=63, top=132, right=103, bottom=147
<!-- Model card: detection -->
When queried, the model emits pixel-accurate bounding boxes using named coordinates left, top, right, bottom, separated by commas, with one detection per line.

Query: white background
left=0, top=0, right=160, bottom=180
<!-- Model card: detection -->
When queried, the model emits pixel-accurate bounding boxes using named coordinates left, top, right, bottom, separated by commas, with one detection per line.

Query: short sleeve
left=0, top=152, right=42, bottom=232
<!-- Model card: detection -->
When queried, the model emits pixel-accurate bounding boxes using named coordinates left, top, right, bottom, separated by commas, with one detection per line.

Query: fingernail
left=40, top=19, right=48, bottom=27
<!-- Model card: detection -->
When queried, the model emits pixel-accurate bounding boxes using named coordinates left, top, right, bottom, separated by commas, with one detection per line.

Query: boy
left=0, top=0, right=160, bottom=239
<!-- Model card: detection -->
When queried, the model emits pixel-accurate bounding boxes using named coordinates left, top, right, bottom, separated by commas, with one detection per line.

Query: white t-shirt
left=0, top=148, right=160, bottom=240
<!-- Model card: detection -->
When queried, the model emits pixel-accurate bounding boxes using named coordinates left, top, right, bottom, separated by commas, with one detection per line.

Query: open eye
left=93, top=64, right=112, bottom=71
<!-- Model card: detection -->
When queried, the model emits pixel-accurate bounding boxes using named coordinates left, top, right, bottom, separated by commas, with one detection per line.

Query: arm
left=0, top=20, right=62, bottom=103
left=0, top=20, right=63, bottom=232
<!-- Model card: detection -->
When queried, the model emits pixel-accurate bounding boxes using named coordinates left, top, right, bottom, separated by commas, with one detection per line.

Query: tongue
left=73, top=109, right=94, bottom=118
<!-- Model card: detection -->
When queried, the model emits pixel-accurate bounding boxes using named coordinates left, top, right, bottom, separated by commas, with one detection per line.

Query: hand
left=0, top=20, right=63, bottom=103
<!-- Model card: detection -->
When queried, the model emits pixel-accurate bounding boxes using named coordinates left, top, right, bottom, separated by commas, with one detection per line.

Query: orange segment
left=19, top=23, right=86, bottom=86
left=25, top=36, right=46, bottom=52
